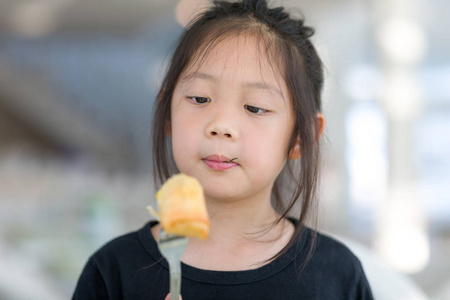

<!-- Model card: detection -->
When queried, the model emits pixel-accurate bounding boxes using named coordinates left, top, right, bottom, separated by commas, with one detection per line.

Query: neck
left=176, top=189, right=295, bottom=271
left=181, top=195, right=294, bottom=271
left=205, top=194, right=281, bottom=243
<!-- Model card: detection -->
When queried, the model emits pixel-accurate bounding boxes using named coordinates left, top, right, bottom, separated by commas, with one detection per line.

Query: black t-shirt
left=73, top=221, right=374, bottom=300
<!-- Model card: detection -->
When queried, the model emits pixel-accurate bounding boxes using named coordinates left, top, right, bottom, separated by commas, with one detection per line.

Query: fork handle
left=170, top=272, right=181, bottom=300
left=169, top=260, right=182, bottom=300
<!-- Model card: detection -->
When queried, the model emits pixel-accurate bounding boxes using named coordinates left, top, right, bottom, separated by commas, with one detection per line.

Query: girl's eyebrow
left=179, top=72, right=218, bottom=84
left=244, top=81, right=284, bottom=98
left=179, top=71, right=284, bottom=98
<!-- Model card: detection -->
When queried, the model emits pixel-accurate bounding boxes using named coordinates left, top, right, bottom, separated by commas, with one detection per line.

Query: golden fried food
left=152, top=173, right=209, bottom=240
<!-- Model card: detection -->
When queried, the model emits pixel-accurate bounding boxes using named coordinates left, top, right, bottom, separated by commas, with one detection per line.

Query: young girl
left=73, top=0, right=373, bottom=299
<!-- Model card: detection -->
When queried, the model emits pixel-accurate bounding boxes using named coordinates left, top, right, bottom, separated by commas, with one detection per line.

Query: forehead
left=180, top=34, right=286, bottom=93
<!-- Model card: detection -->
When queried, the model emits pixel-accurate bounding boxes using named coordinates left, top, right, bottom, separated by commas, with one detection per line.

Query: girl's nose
left=205, top=111, right=238, bottom=140
left=209, top=128, right=233, bottom=138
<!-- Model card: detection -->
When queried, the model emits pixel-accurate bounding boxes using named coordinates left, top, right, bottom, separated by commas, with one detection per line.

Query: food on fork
left=149, top=173, right=210, bottom=240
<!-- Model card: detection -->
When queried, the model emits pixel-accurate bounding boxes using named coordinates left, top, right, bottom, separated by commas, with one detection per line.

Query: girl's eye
left=187, top=96, right=210, bottom=104
left=244, top=105, right=268, bottom=114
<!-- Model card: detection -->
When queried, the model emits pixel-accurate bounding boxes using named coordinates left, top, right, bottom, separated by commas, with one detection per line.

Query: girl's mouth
left=202, top=155, right=239, bottom=171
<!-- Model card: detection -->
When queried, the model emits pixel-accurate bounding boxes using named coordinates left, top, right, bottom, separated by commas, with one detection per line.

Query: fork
left=157, top=229, right=189, bottom=300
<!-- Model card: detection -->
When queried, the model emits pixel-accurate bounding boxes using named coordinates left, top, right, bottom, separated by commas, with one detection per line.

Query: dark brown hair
left=152, top=0, right=324, bottom=267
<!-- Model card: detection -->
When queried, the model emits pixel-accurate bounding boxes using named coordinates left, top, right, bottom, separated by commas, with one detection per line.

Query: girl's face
left=170, top=35, right=295, bottom=203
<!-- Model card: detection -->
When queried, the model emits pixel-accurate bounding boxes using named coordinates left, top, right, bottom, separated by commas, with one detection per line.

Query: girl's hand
left=164, top=294, right=182, bottom=300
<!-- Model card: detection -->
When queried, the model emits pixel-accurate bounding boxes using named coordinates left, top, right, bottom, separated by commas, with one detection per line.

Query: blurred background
left=0, top=0, right=448, bottom=299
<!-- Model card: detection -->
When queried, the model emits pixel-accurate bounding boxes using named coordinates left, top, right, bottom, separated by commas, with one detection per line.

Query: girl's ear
left=316, top=113, right=326, bottom=140
left=288, top=113, right=326, bottom=160
left=288, top=136, right=301, bottom=160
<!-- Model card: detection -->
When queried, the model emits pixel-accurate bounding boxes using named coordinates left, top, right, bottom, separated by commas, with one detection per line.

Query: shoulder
left=88, top=221, right=157, bottom=270
left=307, top=229, right=366, bottom=276
left=288, top=219, right=366, bottom=275
left=73, top=222, right=162, bottom=299
left=288, top=220, right=361, bottom=268
left=302, top=229, right=373, bottom=299
left=314, top=231, right=361, bottom=265
left=92, top=229, right=140, bottom=260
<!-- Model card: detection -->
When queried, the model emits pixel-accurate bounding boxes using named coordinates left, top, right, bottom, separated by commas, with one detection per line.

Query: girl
left=73, top=0, right=374, bottom=299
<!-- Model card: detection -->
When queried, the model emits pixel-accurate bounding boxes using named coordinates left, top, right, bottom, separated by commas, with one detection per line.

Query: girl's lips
left=202, top=155, right=239, bottom=171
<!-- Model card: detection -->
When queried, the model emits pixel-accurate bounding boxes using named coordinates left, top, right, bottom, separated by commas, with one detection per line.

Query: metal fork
left=157, top=229, right=189, bottom=300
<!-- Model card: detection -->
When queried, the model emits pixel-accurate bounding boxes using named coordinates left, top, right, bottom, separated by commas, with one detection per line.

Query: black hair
left=152, top=0, right=324, bottom=268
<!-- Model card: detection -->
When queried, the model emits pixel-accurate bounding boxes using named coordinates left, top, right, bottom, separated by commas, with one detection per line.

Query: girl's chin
left=204, top=189, right=239, bottom=200
left=203, top=187, right=245, bottom=203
